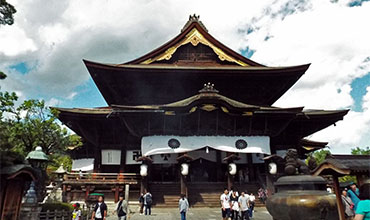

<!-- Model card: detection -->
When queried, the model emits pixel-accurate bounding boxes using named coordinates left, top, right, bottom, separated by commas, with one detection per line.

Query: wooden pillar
left=247, top=153, right=254, bottom=182
left=120, top=149, right=126, bottom=173
left=266, top=173, right=275, bottom=196
left=216, top=151, right=222, bottom=181
left=93, top=147, right=99, bottom=173
left=227, top=172, right=234, bottom=190
left=333, top=176, right=346, bottom=220
left=85, top=186, right=90, bottom=201
left=114, top=185, right=119, bottom=203
left=180, top=173, right=188, bottom=198
left=141, top=176, right=148, bottom=194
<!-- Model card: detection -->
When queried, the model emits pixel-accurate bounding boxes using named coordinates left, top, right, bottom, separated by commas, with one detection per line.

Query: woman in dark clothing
left=230, top=191, right=240, bottom=220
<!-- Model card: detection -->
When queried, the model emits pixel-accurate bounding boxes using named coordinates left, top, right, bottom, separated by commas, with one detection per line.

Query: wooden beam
left=333, top=176, right=345, bottom=220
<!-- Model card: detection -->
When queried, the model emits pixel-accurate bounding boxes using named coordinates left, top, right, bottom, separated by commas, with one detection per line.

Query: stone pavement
left=106, top=207, right=273, bottom=220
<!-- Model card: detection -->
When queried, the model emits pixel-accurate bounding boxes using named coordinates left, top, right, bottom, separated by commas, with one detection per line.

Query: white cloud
left=1, top=0, right=369, bottom=153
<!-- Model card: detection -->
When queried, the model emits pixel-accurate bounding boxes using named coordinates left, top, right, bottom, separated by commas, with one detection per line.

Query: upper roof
left=125, top=14, right=263, bottom=67
left=84, top=15, right=310, bottom=106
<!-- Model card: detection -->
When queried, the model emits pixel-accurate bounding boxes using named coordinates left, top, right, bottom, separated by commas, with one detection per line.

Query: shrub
left=41, top=202, right=73, bottom=212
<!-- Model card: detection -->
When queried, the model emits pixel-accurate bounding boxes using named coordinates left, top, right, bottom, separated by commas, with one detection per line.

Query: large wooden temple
left=55, top=15, right=348, bottom=206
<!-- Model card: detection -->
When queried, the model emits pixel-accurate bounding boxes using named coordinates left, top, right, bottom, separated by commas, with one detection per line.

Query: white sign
left=101, top=149, right=121, bottom=165
left=141, top=135, right=270, bottom=156
left=71, top=158, right=94, bottom=171
left=126, top=150, right=178, bottom=164
left=126, top=150, right=142, bottom=165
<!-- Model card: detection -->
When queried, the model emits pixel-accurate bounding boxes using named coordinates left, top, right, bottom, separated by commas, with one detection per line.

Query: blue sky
left=1, top=0, right=369, bottom=153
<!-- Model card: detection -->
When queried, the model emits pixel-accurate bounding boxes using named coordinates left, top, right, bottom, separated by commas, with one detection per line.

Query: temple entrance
left=189, top=158, right=218, bottom=182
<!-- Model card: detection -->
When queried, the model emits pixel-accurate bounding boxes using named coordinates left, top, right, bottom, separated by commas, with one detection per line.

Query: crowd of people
left=69, top=181, right=369, bottom=220
left=341, top=182, right=370, bottom=220
left=220, top=187, right=257, bottom=220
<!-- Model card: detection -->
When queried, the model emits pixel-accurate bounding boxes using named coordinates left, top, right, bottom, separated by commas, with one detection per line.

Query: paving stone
left=106, top=207, right=272, bottom=220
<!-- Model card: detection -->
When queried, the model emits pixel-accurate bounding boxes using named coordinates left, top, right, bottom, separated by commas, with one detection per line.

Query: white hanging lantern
left=181, top=163, right=189, bottom=176
left=269, top=162, right=277, bottom=175
left=140, top=164, right=148, bottom=177
left=228, top=163, right=237, bottom=175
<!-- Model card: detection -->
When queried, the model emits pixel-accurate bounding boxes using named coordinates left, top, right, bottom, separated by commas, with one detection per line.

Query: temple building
left=55, top=15, right=348, bottom=206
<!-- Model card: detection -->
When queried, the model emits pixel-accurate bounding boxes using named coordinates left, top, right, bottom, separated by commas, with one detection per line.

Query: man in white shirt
left=238, top=191, right=250, bottom=220
left=220, top=188, right=231, bottom=220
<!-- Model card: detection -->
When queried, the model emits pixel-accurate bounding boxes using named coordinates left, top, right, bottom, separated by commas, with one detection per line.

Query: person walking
left=179, top=194, right=189, bottom=220
left=354, top=182, right=370, bottom=220
left=221, top=188, right=231, bottom=220
left=91, top=195, right=107, bottom=220
left=348, top=183, right=361, bottom=211
left=258, top=188, right=266, bottom=204
left=114, top=194, right=128, bottom=220
left=143, top=191, right=153, bottom=215
left=72, top=203, right=81, bottom=220
left=238, top=191, right=250, bottom=220
left=248, top=193, right=255, bottom=218
left=139, top=193, right=144, bottom=215
left=230, top=191, right=239, bottom=220
left=342, top=189, right=355, bottom=220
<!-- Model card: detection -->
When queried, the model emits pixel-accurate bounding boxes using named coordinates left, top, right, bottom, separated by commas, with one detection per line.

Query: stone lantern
left=26, top=146, right=48, bottom=169
left=25, top=146, right=49, bottom=203
left=54, top=164, right=67, bottom=182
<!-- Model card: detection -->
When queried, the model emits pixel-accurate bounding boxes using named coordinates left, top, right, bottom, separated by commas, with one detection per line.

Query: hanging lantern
left=269, top=162, right=277, bottom=175
left=228, top=163, right=237, bottom=175
left=181, top=163, right=189, bottom=176
left=140, top=164, right=148, bottom=177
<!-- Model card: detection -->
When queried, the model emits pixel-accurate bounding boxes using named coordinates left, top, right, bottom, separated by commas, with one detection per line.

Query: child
left=72, top=203, right=81, bottom=220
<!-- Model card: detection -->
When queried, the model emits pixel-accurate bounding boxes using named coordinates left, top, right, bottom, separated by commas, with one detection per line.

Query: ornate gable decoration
left=141, top=16, right=249, bottom=66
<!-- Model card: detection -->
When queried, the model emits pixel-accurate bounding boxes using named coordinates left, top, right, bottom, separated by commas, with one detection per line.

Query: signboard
left=101, top=149, right=121, bottom=165
left=141, top=135, right=270, bottom=156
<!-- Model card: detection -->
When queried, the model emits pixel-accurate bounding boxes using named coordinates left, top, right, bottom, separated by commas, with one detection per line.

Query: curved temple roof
left=83, top=15, right=311, bottom=106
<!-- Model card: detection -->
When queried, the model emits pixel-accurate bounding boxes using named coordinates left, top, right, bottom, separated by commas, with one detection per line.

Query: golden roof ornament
left=181, top=14, right=208, bottom=32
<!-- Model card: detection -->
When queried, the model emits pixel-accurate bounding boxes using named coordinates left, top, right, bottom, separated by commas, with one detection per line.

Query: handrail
left=63, top=172, right=140, bottom=184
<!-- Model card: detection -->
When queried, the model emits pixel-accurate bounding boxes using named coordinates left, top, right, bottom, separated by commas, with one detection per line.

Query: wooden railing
left=63, top=173, right=140, bottom=184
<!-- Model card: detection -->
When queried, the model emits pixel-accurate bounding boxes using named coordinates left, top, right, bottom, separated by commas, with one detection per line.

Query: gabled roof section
left=125, top=14, right=263, bottom=67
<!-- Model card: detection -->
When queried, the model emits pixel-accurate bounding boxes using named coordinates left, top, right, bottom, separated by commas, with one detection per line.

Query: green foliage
left=308, top=149, right=331, bottom=165
left=0, top=0, right=16, bottom=25
left=339, top=175, right=357, bottom=184
left=41, top=202, right=74, bottom=212
left=0, top=71, right=6, bottom=79
left=0, top=90, right=82, bottom=174
left=351, top=146, right=370, bottom=155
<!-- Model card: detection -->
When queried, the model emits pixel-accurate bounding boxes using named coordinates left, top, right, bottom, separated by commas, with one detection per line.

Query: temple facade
left=55, top=15, right=348, bottom=206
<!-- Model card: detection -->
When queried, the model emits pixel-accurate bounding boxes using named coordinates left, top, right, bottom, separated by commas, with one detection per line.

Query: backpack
left=145, top=194, right=152, bottom=205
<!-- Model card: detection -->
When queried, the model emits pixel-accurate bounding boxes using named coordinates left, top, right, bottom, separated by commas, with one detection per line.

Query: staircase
left=149, top=182, right=181, bottom=207
left=188, top=182, right=264, bottom=207
left=150, top=182, right=265, bottom=208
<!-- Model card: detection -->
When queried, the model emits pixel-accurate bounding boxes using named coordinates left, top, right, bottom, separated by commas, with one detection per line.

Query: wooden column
left=227, top=172, right=234, bottom=190
left=141, top=176, right=148, bottom=194
left=85, top=186, right=90, bottom=201
left=180, top=173, right=188, bottom=197
left=216, top=151, right=222, bottom=181
left=114, top=185, right=119, bottom=203
left=247, top=153, right=254, bottom=182
left=120, top=149, right=126, bottom=173
left=333, top=176, right=345, bottom=220
left=266, top=173, right=275, bottom=196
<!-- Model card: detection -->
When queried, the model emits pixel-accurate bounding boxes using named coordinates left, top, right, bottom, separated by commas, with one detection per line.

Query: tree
left=351, top=146, right=370, bottom=155
left=307, top=149, right=331, bottom=165
left=0, top=71, right=6, bottom=79
left=0, top=91, right=82, bottom=171
left=0, top=0, right=16, bottom=25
